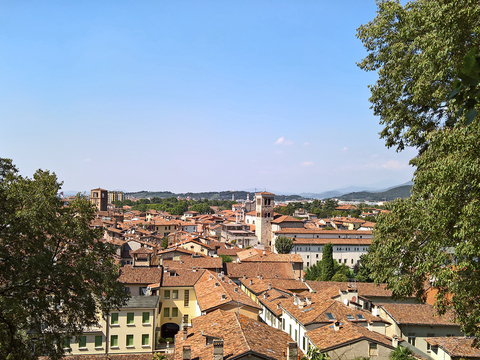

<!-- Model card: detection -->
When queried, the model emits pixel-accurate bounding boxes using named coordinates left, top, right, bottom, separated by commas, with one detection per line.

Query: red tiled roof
left=425, top=337, right=480, bottom=358
left=117, top=266, right=163, bottom=285
left=306, top=320, right=396, bottom=352
left=194, top=271, right=261, bottom=312
left=226, top=262, right=296, bottom=280
left=378, top=303, right=456, bottom=325
left=173, top=310, right=302, bottom=360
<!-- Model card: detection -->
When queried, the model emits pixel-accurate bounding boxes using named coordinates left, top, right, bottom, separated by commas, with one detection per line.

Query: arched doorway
left=161, top=322, right=180, bottom=340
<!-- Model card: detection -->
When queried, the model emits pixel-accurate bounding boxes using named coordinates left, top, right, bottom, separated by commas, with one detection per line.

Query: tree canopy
left=275, top=236, right=294, bottom=254
left=358, top=0, right=480, bottom=342
left=0, top=159, right=129, bottom=359
left=357, top=0, right=480, bottom=152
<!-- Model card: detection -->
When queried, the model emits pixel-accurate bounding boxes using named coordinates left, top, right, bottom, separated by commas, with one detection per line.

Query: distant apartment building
left=108, top=190, right=125, bottom=204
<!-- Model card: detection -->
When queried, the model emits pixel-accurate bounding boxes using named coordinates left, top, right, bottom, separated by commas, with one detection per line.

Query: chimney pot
left=392, top=335, right=398, bottom=348
left=334, top=321, right=341, bottom=331
left=213, top=339, right=224, bottom=360
left=182, top=345, right=191, bottom=360
left=286, top=342, right=298, bottom=360
left=268, top=283, right=272, bottom=290
left=249, top=279, right=253, bottom=285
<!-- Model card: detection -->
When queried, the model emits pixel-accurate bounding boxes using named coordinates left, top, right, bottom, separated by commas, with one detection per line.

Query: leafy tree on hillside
left=275, top=236, right=294, bottom=254
left=358, top=0, right=480, bottom=340
left=0, top=158, right=129, bottom=359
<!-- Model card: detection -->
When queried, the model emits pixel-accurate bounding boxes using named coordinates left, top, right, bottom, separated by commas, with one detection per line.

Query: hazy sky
left=0, top=1, right=416, bottom=194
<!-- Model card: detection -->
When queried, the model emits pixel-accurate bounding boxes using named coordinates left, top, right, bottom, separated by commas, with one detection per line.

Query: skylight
left=302, top=307, right=314, bottom=313
left=346, top=315, right=354, bottom=320
left=326, top=313, right=335, bottom=320
left=356, top=314, right=365, bottom=320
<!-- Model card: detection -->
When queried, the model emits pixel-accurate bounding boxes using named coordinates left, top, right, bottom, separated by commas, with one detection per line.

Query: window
left=184, top=290, right=190, bottom=307
left=126, top=334, right=134, bottom=347
left=307, top=255, right=309, bottom=259
left=63, top=338, right=71, bottom=349
left=173, top=290, right=178, bottom=299
left=289, top=324, right=292, bottom=336
left=139, top=287, right=147, bottom=295
left=79, top=336, right=87, bottom=349
left=142, top=312, right=150, bottom=324
left=427, top=334, right=435, bottom=352
left=408, top=333, right=416, bottom=346
left=164, top=290, right=170, bottom=299
left=127, top=313, right=134, bottom=325
left=142, top=334, right=149, bottom=346
left=295, top=329, right=298, bottom=342
left=316, top=254, right=319, bottom=258
left=282, top=318, right=285, bottom=330
left=351, top=259, right=354, bottom=264
left=346, top=315, right=354, bottom=321
left=164, top=307, right=170, bottom=317
left=111, top=313, right=119, bottom=325
left=303, top=336, right=306, bottom=350
left=344, top=259, right=347, bottom=263
left=326, top=313, right=335, bottom=320
left=369, top=343, right=378, bottom=356
left=172, top=307, right=178, bottom=317
left=356, top=314, right=365, bottom=320
left=110, top=335, right=118, bottom=348
left=183, top=314, right=189, bottom=324
left=95, top=335, right=102, bottom=348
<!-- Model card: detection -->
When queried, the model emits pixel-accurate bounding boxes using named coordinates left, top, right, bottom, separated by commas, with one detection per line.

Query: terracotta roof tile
left=160, top=268, right=205, bottom=287
left=378, top=303, right=456, bottom=325
left=194, top=271, right=261, bottom=312
left=306, top=320, right=396, bottom=352
left=425, top=337, right=480, bottom=358
left=117, top=266, right=163, bottom=285
left=163, top=255, right=222, bottom=271
left=173, top=310, right=302, bottom=360
left=226, top=262, right=296, bottom=280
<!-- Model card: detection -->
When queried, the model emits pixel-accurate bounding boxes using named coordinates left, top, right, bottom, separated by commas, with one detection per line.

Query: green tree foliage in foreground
left=389, top=346, right=415, bottom=360
left=0, top=159, right=129, bottom=359
left=358, top=0, right=480, bottom=343
left=366, top=124, right=480, bottom=339
left=275, top=236, right=294, bottom=254
left=357, top=0, right=480, bottom=153
left=219, top=255, right=233, bottom=263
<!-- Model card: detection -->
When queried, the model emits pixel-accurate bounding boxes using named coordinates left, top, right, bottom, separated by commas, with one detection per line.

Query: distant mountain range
left=63, top=181, right=413, bottom=202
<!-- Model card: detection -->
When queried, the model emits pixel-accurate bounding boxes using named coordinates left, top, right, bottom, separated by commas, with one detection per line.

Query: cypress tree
left=321, top=243, right=335, bottom=281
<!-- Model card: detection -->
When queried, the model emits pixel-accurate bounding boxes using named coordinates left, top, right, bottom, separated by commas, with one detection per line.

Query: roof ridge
left=235, top=312, right=253, bottom=352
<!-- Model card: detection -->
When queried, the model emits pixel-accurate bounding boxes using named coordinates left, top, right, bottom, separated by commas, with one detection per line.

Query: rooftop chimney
left=243, top=275, right=246, bottom=280
left=286, top=342, right=298, bottom=360
left=293, top=295, right=298, bottom=305
left=221, top=294, right=226, bottom=300
left=306, top=297, right=312, bottom=306
left=334, top=321, right=341, bottom=331
left=234, top=287, right=238, bottom=293
left=183, top=345, right=191, bottom=360
left=392, top=335, right=398, bottom=348
left=268, top=283, right=272, bottom=290
left=183, top=325, right=188, bottom=340
left=249, top=279, right=253, bottom=285
left=214, top=282, right=219, bottom=288
left=213, top=339, right=224, bottom=360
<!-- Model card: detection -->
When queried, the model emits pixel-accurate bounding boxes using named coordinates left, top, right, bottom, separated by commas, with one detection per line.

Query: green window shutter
left=111, top=313, right=119, bottom=325
left=172, top=307, right=178, bottom=317
left=110, top=335, right=118, bottom=347
left=164, top=290, right=170, bottom=299
left=95, top=335, right=102, bottom=348
left=164, top=307, right=170, bottom=317
left=126, top=334, right=134, bottom=346
left=79, top=336, right=87, bottom=348
left=184, top=290, right=190, bottom=307
left=142, top=334, right=149, bottom=346
left=127, top=312, right=134, bottom=324
left=142, top=312, right=150, bottom=324
left=63, top=338, right=70, bottom=349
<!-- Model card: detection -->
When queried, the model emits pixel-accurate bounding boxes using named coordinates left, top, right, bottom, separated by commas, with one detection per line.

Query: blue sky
left=0, top=1, right=416, bottom=194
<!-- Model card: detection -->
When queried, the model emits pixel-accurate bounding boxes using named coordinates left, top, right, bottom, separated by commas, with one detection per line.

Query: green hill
left=338, top=185, right=412, bottom=201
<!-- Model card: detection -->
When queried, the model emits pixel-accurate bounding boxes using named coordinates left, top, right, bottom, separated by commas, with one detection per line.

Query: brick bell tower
left=255, top=191, right=274, bottom=247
